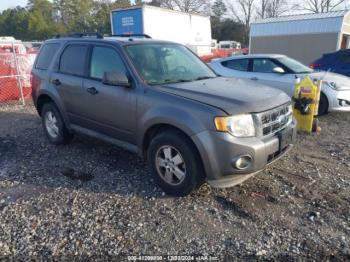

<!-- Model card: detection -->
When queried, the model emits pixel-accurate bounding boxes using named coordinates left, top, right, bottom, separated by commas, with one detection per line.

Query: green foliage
left=0, top=0, right=133, bottom=41
left=0, top=7, right=30, bottom=40
left=211, top=17, right=246, bottom=46
left=212, top=0, right=227, bottom=18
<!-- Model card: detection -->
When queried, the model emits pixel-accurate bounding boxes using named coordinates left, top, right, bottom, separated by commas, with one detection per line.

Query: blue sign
left=112, top=8, right=143, bottom=35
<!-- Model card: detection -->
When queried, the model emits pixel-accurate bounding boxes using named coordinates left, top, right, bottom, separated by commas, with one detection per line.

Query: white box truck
left=110, top=5, right=212, bottom=56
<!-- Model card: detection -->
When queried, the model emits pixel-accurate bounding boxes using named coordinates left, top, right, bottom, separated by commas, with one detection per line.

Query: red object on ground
left=0, top=48, right=34, bottom=102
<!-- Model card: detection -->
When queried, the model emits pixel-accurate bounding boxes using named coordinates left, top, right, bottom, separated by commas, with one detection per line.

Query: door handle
left=51, top=79, right=61, bottom=86
left=86, top=87, right=98, bottom=95
left=250, top=77, right=259, bottom=81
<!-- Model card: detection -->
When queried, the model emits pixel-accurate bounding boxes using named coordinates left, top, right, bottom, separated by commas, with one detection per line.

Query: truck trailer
left=110, top=5, right=212, bottom=56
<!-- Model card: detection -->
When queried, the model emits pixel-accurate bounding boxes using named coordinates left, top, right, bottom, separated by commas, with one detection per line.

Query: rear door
left=50, top=43, right=89, bottom=124
left=81, top=44, right=137, bottom=143
left=32, top=43, right=61, bottom=98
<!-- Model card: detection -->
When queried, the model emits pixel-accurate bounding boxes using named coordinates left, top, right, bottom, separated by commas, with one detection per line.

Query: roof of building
left=253, top=10, right=349, bottom=24
left=250, top=10, right=350, bottom=37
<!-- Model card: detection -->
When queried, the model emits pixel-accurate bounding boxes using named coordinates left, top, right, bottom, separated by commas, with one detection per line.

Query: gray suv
left=32, top=34, right=296, bottom=196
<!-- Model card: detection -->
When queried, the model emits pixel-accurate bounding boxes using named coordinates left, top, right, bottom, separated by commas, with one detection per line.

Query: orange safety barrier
left=0, top=49, right=34, bottom=102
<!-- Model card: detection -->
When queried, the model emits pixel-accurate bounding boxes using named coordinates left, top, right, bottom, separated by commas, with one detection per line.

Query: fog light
left=233, top=155, right=252, bottom=170
left=339, top=99, right=350, bottom=106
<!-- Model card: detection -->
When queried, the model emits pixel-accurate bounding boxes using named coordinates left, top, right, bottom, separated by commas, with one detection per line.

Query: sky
left=0, top=0, right=349, bottom=13
left=0, top=0, right=28, bottom=11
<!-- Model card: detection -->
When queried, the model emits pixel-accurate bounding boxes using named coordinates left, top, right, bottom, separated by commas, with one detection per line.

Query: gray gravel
left=0, top=104, right=349, bottom=260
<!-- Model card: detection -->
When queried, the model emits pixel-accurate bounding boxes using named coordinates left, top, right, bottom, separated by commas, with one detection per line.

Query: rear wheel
left=147, top=130, right=205, bottom=197
left=41, top=103, right=73, bottom=145
left=318, top=93, right=328, bottom=116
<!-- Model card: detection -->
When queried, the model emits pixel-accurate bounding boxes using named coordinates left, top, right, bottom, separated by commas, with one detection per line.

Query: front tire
left=41, top=102, right=73, bottom=145
left=318, top=93, right=329, bottom=116
left=147, top=130, right=205, bottom=197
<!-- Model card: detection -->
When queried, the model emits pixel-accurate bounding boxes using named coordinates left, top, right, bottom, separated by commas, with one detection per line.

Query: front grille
left=255, top=103, right=293, bottom=137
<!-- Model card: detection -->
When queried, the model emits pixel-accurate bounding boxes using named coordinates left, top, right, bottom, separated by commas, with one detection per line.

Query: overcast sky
left=0, top=0, right=28, bottom=11
left=0, top=0, right=349, bottom=13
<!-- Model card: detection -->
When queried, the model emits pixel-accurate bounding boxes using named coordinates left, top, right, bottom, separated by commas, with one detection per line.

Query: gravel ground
left=0, top=104, right=349, bottom=260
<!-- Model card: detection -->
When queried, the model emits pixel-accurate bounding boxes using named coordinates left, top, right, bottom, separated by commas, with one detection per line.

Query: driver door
left=250, top=58, right=295, bottom=96
left=80, top=45, right=137, bottom=144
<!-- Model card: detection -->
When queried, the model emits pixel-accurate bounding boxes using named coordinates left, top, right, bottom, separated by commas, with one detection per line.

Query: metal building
left=250, top=11, right=350, bottom=65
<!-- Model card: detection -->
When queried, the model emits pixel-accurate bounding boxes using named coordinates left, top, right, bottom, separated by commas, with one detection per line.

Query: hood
left=300, top=71, right=350, bottom=89
left=156, top=77, right=290, bottom=115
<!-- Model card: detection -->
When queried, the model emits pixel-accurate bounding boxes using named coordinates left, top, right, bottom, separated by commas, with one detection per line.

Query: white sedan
left=209, top=54, right=350, bottom=115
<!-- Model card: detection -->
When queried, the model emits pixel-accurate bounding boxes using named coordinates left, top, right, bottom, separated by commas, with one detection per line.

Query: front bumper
left=191, top=121, right=297, bottom=188
left=325, top=88, right=350, bottom=112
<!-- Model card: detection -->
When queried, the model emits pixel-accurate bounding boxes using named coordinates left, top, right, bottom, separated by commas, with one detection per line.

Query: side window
left=59, top=44, right=88, bottom=76
left=252, top=59, right=279, bottom=73
left=221, top=59, right=248, bottom=71
left=90, top=46, right=126, bottom=80
left=35, top=43, right=60, bottom=70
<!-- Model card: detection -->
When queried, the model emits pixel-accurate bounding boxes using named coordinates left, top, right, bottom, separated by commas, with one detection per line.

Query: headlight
left=326, top=81, right=350, bottom=91
left=327, top=81, right=337, bottom=90
left=214, top=114, right=255, bottom=137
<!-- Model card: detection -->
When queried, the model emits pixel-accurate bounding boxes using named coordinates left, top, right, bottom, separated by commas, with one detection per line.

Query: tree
left=225, top=0, right=255, bottom=44
left=148, top=0, right=210, bottom=13
left=211, top=18, right=246, bottom=44
left=257, top=0, right=288, bottom=18
left=27, top=0, right=53, bottom=21
left=148, top=0, right=162, bottom=6
left=212, top=0, right=227, bottom=17
left=0, top=7, right=30, bottom=40
left=294, top=0, right=347, bottom=13
left=265, top=0, right=288, bottom=18
left=172, top=0, right=210, bottom=12
left=257, top=0, right=268, bottom=18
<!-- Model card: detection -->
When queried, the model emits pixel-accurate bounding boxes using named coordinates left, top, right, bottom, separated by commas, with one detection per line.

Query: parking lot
left=0, top=104, right=349, bottom=260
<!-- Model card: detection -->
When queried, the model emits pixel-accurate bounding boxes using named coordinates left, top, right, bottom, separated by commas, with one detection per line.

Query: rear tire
left=147, top=130, right=205, bottom=197
left=318, top=93, right=328, bottom=116
left=41, top=102, right=73, bottom=145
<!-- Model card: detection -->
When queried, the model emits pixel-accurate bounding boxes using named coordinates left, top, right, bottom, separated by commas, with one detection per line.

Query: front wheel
left=147, top=130, right=205, bottom=197
left=318, top=93, right=329, bottom=116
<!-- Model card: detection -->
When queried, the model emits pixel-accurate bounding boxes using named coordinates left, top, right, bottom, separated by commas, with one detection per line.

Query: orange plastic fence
left=0, top=50, right=33, bottom=102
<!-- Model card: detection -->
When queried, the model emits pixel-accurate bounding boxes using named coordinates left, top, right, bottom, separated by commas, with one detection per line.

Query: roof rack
left=112, top=34, right=152, bottom=39
left=55, top=32, right=104, bottom=39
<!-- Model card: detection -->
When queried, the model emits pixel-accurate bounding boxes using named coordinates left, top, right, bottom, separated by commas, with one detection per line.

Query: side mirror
left=102, top=71, right=131, bottom=87
left=273, top=67, right=285, bottom=74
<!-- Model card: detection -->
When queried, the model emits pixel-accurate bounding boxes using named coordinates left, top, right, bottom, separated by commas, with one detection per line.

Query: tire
left=147, top=130, right=205, bottom=197
left=318, top=93, right=329, bottom=116
left=41, top=102, right=73, bottom=145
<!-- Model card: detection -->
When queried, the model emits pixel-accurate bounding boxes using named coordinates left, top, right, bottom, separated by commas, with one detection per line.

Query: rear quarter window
left=35, top=43, right=60, bottom=70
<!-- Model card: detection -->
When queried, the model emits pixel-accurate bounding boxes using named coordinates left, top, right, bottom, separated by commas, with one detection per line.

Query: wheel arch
left=35, top=92, right=70, bottom=127
left=142, top=123, right=194, bottom=155
left=142, top=123, right=206, bottom=180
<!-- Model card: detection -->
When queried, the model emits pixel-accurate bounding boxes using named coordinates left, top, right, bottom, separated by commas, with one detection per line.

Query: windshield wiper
left=194, top=76, right=216, bottom=81
left=164, top=79, right=192, bottom=84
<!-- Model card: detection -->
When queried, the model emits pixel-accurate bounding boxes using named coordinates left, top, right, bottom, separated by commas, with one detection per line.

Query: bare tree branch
left=293, top=0, right=347, bottom=13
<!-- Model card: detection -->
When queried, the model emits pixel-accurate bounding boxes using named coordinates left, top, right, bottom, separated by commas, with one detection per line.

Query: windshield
left=125, top=43, right=216, bottom=85
left=276, top=56, right=313, bottom=74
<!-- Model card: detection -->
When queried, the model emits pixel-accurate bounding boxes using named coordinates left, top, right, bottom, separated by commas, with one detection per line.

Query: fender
left=36, top=89, right=71, bottom=129
left=137, top=106, right=208, bottom=149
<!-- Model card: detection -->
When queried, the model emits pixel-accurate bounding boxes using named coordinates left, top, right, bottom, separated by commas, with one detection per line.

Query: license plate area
left=278, top=128, right=293, bottom=151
